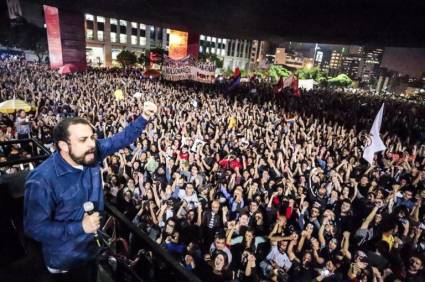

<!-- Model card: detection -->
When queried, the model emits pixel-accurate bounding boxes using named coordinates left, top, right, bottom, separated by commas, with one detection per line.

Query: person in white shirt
left=178, top=183, right=199, bottom=209
left=260, top=240, right=292, bottom=278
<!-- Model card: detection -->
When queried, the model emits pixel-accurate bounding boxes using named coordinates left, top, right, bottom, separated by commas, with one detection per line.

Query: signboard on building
left=168, top=30, right=188, bottom=60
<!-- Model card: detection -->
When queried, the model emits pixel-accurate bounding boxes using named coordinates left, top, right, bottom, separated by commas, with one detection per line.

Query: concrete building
left=249, top=40, right=268, bottom=70
left=329, top=50, right=343, bottom=76
left=223, top=39, right=251, bottom=71
left=275, top=48, right=314, bottom=69
left=199, top=35, right=227, bottom=57
left=84, top=14, right=168, bottom=67
left=198, top=36, right=252, bottom=71
left=358, top=47, right=384, bottom=83
left=340, top=55, right=362, bottom=80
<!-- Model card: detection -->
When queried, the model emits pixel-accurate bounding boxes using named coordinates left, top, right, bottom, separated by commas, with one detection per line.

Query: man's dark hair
left=53, top=117, right=93, bottom=150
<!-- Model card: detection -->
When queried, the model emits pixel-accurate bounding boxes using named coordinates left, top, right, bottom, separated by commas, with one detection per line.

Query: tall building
left=84, top=14, right=168, bottom=67
left=358, top=47, right=384, bottom=83
left=223, top=39, right=251, bottom=71
left=314, top=48, right=333, bottom=74
left=199, top=35, right=227, bottom=57
left=338, top=45, right=363, bottom=80
left=275, top=48, right=313, bottom=69
left=329, top=50, right=343, bottom=76
left=249, top=40, right=268, bottom=70
left=340, top=56, right=361, bottom=79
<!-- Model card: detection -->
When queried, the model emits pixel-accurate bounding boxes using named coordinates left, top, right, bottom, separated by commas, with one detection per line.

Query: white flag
left=363, top=104, right=386, bottom=165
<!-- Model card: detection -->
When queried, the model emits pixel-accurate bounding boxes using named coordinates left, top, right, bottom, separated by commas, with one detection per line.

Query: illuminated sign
left=169, top=30, right=188, bottom=60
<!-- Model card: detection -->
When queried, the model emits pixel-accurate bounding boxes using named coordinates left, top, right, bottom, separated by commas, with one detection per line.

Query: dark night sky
left=381, top=47, right=425, bottom=78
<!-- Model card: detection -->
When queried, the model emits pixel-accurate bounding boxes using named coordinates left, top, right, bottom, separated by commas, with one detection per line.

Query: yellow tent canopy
left=0, top=99, right=32, bottom=114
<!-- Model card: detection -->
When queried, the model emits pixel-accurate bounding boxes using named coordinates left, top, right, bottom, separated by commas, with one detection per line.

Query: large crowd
left=1, top=57, right=425, bottom=281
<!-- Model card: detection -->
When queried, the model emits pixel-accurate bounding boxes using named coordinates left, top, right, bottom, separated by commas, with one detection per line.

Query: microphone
left=83, top=201, right=101, bottom=247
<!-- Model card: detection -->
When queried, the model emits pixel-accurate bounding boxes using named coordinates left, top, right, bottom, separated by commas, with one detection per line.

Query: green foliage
left=253, top=70, right=266, bottom=79
left=297, top=67, right=327, bottom=82
left=240, top=69, right=249, bottom=78
left=268, top=65, right=291, bottom=82
left=221, top=67, right=234, bottom=77
left=116, top=50, right=137, bottom=68
left=328, top=74, right=352, bottom=87
left=198, top=53, right=223, bottom=68
left=138, top=53, right=148, bottom=66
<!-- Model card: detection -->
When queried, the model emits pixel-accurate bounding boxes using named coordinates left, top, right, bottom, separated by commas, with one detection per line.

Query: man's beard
left=69, top=146, right=98, bottom=166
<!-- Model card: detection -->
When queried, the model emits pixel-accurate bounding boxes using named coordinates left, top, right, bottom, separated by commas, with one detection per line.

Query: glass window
left=85, top=14, right=94, bottom=21
left=200, top=35, right=205, bottom=40
left=97, top=22, right=104, bottom=31
left=86, top=20, right=94, bottom=30
left=97, top=16, right=105, bottom=23
left=140, top=23, right=146, bottom=30
left=131, top=35, right=137, bottom=45
left=131, top=22, right=137, bottom=28
left=111, top=32, right=117, bottom=43
left=139, top=37, right=146, bottom=46
left=119, top=20, right=127, bottom=35
left=86, top=29, right=93, bottom=40
left=223, top=39, right=227, bottom=44
left=120, top=25, right=126, bottom=35
left=199, top=46, right=203, bottom=53
left=150, top=26, right=155, bottom=32
left=206, top=36, right=211, bottom=41
left=97, top=31, right=104, bottom=41
left=120, top=34, right=127, bottom=43
left=110, top=19, right=117, bottom=33
left=140, top=28, right=146, bottom=37
left=131, top=26, right=137, bottom=36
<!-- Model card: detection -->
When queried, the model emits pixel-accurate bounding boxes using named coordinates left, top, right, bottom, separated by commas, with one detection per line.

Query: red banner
left=43, top=5, right=63, bottom=68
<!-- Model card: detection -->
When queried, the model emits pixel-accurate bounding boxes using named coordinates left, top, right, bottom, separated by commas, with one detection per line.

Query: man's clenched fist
left=142, top=101, right=158, bottom=121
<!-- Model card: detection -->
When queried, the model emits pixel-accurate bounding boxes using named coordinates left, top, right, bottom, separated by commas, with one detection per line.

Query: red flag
left=233, top=67, right=241, bottom=78
left=291, top=75, right=301, bottom=97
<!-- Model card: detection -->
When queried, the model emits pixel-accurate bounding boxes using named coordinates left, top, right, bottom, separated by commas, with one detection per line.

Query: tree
left=220, top=67, right=234, bottom=77
left=297, top=67, right=327, bottom=82
left=116, top=50, right=137, bottom=68
left=198, top=53, right=223, bottom=68
left=268, top=65, right=291, bottom=82
left=34, top=40, right=48, bottom=62
left=138, top=52, right=148, bottom=67
left=328, top=74, right=352, bottom=87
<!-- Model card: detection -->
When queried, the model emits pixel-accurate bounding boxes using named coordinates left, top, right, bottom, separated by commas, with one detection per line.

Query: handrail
left=104, top=202, right=202, bottom=282
left=0, top=137, right=51, bottom=167
left=0, top=155, right=50, bottom=167
left=0, top=137, right=202, bottom=281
